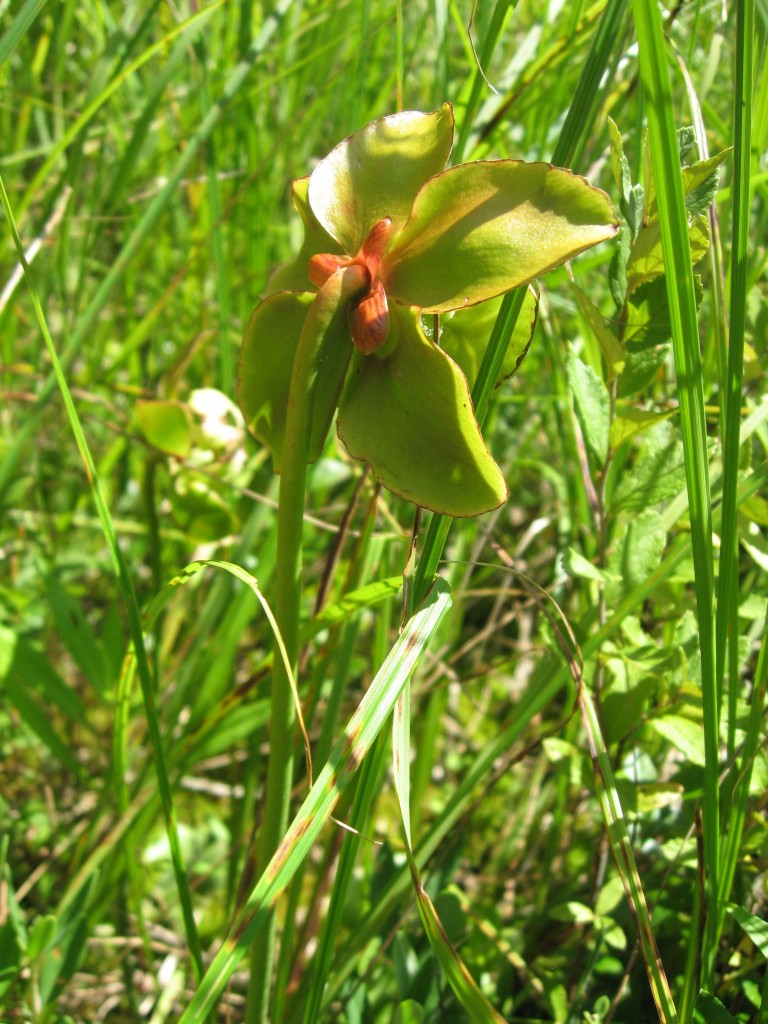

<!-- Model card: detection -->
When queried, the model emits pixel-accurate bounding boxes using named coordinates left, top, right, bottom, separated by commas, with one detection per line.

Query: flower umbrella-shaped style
left=239, top=103, right=617, bottom=517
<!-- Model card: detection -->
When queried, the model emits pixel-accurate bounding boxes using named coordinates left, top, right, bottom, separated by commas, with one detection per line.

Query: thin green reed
left=632, top=0, right=719, bottom=1000
left=714, top=0, right=755, bottom=981
left=715, top=0, right=753, bottom=759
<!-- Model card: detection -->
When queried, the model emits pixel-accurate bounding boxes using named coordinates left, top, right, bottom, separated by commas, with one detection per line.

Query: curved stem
left=245, top=266, right=366, bottom=1024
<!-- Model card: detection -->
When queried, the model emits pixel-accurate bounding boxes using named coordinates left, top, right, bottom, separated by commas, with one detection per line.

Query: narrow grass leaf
left=633, top=0, right=718, bottom=974
left=718, top=606, right=768, bottom=920
left=393, top=673, right=507, bottom=1022
left=0, top=0, right=46, bottom=65
left=177, top=579, right=452, bottom=1024
left=715, top=0, right=753, bottom=766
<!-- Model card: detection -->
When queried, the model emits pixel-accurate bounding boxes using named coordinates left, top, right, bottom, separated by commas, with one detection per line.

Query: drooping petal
left=337, top=306, right=508, bottom=517
left=308, top=252, right=355, bottom=288
left=358, top=217, right=394, bottom=277
left=349, top=280, right=389, bottom=354
left=265, top=177, right=344, bottom=295
left=381, top=161, right=619, bottom=313
left=308, top=104, right=454, bottom=254
left=238, top=281, right=361, bottom=470
left=438, top=284, right=539, bottom=388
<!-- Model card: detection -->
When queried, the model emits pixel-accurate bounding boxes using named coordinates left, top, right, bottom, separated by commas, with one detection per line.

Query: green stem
left=245, top=266, right=366, bottom=1024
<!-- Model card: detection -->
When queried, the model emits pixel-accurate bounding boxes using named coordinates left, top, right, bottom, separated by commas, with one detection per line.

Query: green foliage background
left=0, top=1, right=766, bottom=1022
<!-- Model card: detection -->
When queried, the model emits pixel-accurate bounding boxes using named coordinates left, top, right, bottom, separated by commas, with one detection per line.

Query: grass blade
left=715, top=0, right=753, bottom=763
left=632, top=0, right=719, bottom=990
left=0, top=0, right=46, bottom=65
left=393, top=677, right=507, bottom=1022
left=177, top=579, right=452, bottom=1024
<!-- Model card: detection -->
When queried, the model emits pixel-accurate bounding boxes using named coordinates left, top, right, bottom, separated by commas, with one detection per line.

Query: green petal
left=337, top=307, right=507, bottom=517
left=438, top=284, right=539, bottom=388
left=238, top=289, right=353, bottom=469
left=307, top=104, right=454, bottom=254
left=265, top=177, right=343, bottom=295
left=382, top=161, right=619, bottom=313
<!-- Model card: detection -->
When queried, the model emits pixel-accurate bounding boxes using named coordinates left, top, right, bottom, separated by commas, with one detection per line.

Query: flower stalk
left=245, top=266, right=367, bottom=1023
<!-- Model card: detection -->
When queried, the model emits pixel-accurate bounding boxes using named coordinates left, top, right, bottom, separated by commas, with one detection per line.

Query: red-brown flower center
left=307, top=218, right=394, bottom=354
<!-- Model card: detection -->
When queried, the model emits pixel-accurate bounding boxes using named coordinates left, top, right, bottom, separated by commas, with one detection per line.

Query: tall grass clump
left=1, top=2, right=765, bottom=1023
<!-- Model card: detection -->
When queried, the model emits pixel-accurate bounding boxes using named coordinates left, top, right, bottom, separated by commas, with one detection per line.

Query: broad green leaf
left=393, top=1001, right=425, bottom=1024
left=740, top=493, right=768, bottom=528
left=611, top=427, right=686, bottom=512
left=616, top=345, right=669, bottom=398
left=626, top=213, right=709, bottom=295
left=550, top=901, right=594, bottom=924
left=561, top=548, right=618, bottom=583
left=609, top=223, right=631, bottom=307
left=571, top=281, right=625, bottom=381
left=624, top=274, right=703, bottom=350
left=382, top=161, right=618, bottom=312
left=610, top=407, right=673, bottom=449
left=239, top=274, right=363, bottom=469
left=438, top=285, right=538, bottom=387
left=608, top=117, right=630, bottom=205
left=636, top=782, right=684, bottom=813
left=136, top=400, right=192, bottom=458
left=683, top=154, right=727, bottom=217
left=693, top=992, right=739, bottom=1024
left=26, top=915, right=57, bottom=960
left=308, top=104, right=454, bottom=254
left=602, top=676, right=657, bottom=746
left=644, top=149, right=730, bottom=221
left=566, top=347, right=610, bottom=466
left=677, top=126, right=697, bottom=162
left=337, top=307, right=507, bottom=517
left=606, top=510, right=667, bottom=602
left=265, top=177, right=343, bottom=295
left=649, top=714, right=706, bottom=766
left=726, top=905, right=768, bottom=957
left=0, top=917, right=23, bottom=999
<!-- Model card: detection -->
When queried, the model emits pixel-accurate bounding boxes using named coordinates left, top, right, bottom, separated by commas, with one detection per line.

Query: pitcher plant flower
left=239, top=103, right=618, bottom=517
